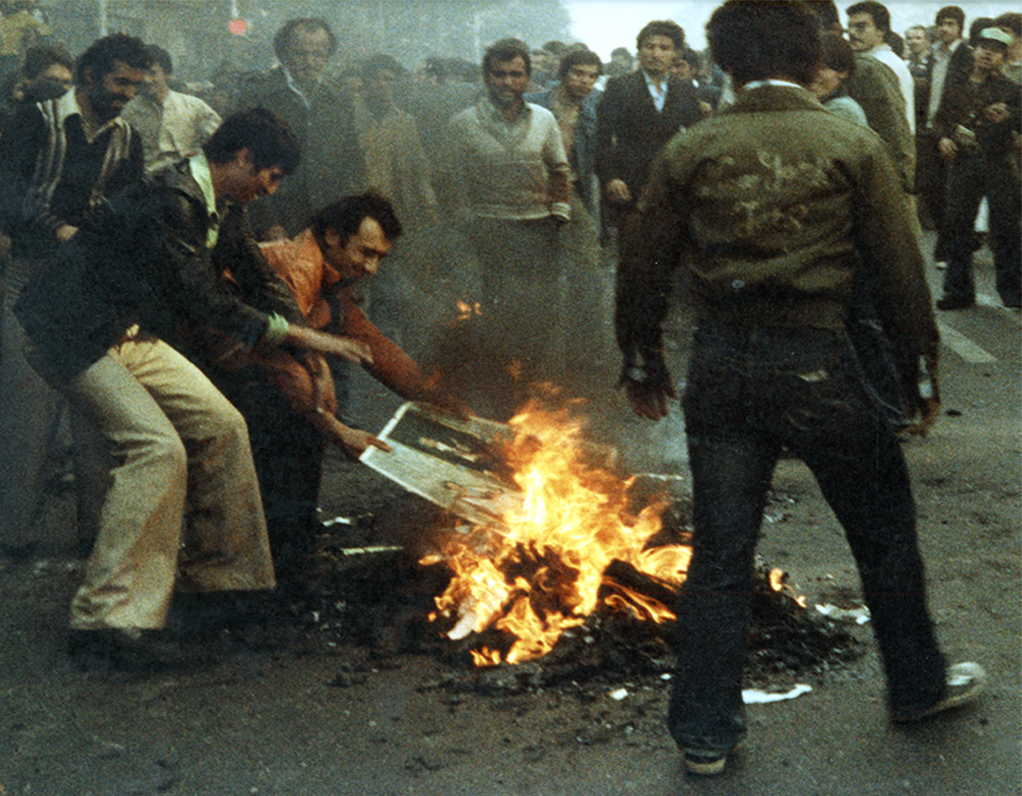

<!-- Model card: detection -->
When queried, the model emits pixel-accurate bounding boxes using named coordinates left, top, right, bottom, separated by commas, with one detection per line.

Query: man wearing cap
left=932, top=26, right=1021, bottom=310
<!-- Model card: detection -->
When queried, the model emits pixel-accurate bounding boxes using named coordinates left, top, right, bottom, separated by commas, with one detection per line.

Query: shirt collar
left=188, top=152, right=220, bottom=248
left=642, top=69, right=668, bottom=90
left=481, top=94, right=530, bottom=122
left=742, top=79, right=804, bottom=92
left=282, top=65, right=315, bottom=107
left=58, top=89, right=122, bottom=142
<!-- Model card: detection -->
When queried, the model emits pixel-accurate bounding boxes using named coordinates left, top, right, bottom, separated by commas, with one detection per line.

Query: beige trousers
left=60, top=330, right=275, bottom=631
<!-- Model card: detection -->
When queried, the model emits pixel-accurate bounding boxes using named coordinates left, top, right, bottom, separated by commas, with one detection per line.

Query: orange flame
left=424, top=400, right=691, bottom=666
left=454, top=299, right=482, bottom=322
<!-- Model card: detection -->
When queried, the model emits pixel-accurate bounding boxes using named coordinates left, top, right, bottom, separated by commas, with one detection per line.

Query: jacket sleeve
left=594, top=79, right=622, bottom=185
left=0, top=105, right=54, bottom=238
left=216, top=205, right=307, bottom=326
left=850, top=139, right=940, bottom=410
left=149, top=190, right=273, bottom=347
left=614, top=139, right=692, bottom=386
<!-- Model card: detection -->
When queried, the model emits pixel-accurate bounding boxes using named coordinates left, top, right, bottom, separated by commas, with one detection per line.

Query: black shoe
left=936, top=296, right=974, bottom=311
left=67, top=627, right=195, bottom=672
left=890, top=662, right=987, bottom=723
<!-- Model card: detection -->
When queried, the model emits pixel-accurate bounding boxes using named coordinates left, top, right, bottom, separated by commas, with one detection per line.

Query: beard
left=88, top=85, right=125, bottom=123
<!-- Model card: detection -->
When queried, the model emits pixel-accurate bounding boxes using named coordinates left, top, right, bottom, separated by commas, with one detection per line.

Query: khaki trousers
left=59, top=330, right=275, bottom=631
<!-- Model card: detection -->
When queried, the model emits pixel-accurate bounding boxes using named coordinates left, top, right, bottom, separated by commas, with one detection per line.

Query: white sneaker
left=891, top=662, right=987, bottom=722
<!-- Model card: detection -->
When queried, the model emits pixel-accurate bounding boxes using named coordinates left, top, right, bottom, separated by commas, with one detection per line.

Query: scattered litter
left=321, top=515, right=354, bottom=527
left=609, top=688, right=629, bottom=701
left=335, top=545, right=404, bottom=557
left=742, top=684, right=812, bottom=704
left=815, top=604, right=871, bottom=625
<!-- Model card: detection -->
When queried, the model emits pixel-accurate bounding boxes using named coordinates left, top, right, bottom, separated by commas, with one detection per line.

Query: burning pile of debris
left=290, top=401, right=863, bottom=693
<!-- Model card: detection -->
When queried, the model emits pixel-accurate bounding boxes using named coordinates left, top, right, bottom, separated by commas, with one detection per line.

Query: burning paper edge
left=359, top=402, right=523, bottom=527
left=742, top=684, right=812, bottom=704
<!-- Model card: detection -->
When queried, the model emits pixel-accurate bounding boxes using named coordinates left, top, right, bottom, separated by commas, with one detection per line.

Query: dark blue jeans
left=669, top=322, right=946, bottom=757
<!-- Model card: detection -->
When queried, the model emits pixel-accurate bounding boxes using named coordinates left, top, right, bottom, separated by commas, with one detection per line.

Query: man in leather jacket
left=14, top=109, right=370, bottom=670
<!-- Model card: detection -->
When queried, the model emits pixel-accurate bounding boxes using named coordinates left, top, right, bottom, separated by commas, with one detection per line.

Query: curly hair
left=707, top=0, right=821, bottom=87
left=75, top=33, right=151, bottom=86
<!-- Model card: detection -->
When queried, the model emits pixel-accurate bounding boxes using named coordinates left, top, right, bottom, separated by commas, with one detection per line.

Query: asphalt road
left=0, top=235, right=1018, bottom=795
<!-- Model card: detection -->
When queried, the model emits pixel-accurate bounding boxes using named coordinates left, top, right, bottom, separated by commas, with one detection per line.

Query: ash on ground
left=286, top=488, right=864, bottom=698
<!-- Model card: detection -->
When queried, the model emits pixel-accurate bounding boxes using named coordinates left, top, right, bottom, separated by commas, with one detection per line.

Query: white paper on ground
left=742, top=684, right=812, bottom=704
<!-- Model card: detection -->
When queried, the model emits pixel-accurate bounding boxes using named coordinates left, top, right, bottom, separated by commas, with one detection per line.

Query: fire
left=454, top=299, right=482, bottom=322
left=423, top=400, right=692, bottom=666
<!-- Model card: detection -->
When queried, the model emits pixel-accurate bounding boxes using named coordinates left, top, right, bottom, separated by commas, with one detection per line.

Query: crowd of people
left=0, top=0, right=1011, bottom=779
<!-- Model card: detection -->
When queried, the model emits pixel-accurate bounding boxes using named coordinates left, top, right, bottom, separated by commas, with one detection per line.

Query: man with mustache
left=0, top=33, right=150, bottom=559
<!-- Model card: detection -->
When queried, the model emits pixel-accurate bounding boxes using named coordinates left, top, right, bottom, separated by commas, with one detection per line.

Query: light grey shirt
left=449, top=97, right=571, bottom=220
left=122, top=89, right=221, bottom=174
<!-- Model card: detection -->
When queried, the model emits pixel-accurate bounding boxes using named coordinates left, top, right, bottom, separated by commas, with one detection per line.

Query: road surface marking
left=938, top=322, right=997, bottom=363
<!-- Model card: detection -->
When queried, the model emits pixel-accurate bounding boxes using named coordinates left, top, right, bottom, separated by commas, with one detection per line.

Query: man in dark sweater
left=0, top=33, right=150, bottom=557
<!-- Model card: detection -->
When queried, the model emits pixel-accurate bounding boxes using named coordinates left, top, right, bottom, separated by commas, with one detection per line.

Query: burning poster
left=361, top=401, right=691, bottom=666
left=359, top=402, right=523, bottom=528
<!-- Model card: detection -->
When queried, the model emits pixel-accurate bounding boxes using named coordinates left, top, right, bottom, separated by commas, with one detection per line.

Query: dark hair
left=23, top=43, right=73, bottom=81
left=273, top=18, right=337, bottom=61
left=885, top=30, right=904, bottom=57
left=637, top=20, right=684, bottom=51
left=847, top=2, right=891, bottom=34
left=75, top=33, right=151, bottom=86
left=804, top=0, right=840, bottom=31
left=935, top=6, right=966, bottom=30
left=362, top=53, right=405, bottom=81
left=557, top=48, right=602, bottom=80
left=543, top=41, right=568, bottom=56
left=677, top=46, right=702, bottom=70
left=707, top=0, right=821, bottom=87
left=483, top=38, right=531, bottom=78
left=994, top=12, right=1021, bottom=37
left=310, top=192, right=402, bottom=249
left=203, top=107, right=301, bottom=174
left=969, top=17, right=995, bottom=46
left=819, top=31, right=856, bottom=76
left=145, top=44, right=173, bottom=75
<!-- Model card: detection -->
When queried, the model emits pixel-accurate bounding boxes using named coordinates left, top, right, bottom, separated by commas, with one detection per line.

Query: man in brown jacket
left=617, top=0, right=984, bottom=777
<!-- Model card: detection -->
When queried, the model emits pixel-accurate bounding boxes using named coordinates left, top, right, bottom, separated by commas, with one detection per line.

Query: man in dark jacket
left=617, top=0, right=984, bottom=776
left=235, top=17, right=365, bottom=239
left=595, top=19, right=702, bottom=236
left=14, top=109, right=369, bottom=669
left=933, top=26, right=1021, bottom=309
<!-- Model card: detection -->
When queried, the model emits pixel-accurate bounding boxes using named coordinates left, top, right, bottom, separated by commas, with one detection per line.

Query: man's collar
left=741, top=78, right=804, bottom=92
left=642, top=69, right=668, bottom=89
left=481, top=94, right=529, bottom=120
left=188, top=152, right=218, bottom=214
left=61, top=89, right=122, bottom=142
left=282, top=65, right=317, bottom=101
